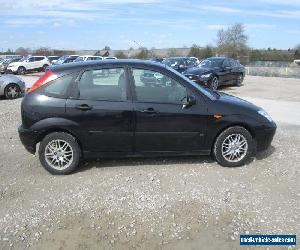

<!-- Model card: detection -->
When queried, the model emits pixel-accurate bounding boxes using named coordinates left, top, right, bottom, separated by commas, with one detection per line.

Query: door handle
left=140, top=108, right=158, bottom=114
left=76, top=104, right=92, bottom=111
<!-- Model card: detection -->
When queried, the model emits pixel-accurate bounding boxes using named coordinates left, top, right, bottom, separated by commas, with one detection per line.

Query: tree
left=135, top=48, right=150, bottom=59
left=15, top=47, right=30, bottom=56
left=34, top=47, right=52, bottom=56
left=114, top=51, right=128, bottom=59
left=295, top=44, right=300, bottom=60
left=167, top=48, right=178, bottom=57
left=188, top=44, right=214, bottom=59
left=217, top=23, right=248, bottom=58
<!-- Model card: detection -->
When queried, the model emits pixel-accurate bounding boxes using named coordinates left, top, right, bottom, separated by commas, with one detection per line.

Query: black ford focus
left=18, top=60, right=276, bottom=174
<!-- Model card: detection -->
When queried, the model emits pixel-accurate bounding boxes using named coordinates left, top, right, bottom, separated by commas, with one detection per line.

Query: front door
left=221, top=59, right=233, bottom=84
left=65, top=67, right=134, bottom=153
left=129, top=67, right=207, bottom=153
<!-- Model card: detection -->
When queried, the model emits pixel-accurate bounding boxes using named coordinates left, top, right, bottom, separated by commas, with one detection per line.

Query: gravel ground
left=0, top=75, right=299, bottom=250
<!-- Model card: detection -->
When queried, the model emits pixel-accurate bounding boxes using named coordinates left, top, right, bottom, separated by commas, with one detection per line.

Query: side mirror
left=178, top=64, right=185, bottom=69
left=182, top=95, right=196, bottom=109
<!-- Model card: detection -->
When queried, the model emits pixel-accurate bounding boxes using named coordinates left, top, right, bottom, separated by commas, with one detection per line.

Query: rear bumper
left=255, top=122, right=277, bottom=151
left=18, top=125, right=37, bottom=154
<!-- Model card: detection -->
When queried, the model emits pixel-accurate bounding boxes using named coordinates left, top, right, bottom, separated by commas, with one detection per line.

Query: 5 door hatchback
left=18, top=60, right=276, bottom=174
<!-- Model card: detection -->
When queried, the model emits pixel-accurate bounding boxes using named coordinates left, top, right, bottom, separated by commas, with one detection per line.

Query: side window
left=223, top=60, right=231, bottom=68
left=230, top=59, right=237, bottom=67
left=28, top=57, right=35, bottom=62
left=79, top=68, right=126, bottom=101
left=131, top=68, right=187, bottom=104
left=44, top=74, right=73, bottom=97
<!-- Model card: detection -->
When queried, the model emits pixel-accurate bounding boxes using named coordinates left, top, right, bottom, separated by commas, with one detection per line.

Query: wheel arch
left=36, top=128, right=83, bottom=156
left=211, top=122, right=256, bottom=152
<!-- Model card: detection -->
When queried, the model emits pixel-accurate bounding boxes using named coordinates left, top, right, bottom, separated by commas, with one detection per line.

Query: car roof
left=164, top=57, right=189, bottom=59
left=205, top=57, right=227, bottom=60
left=50, top=59, right=167, bottom=73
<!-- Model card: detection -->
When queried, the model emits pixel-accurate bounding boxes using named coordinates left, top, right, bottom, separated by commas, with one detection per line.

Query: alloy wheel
left=211, top=77, right=219, bottom=90
left=44, top=139, right=74, bottom=170
left=6, top=85, right=20, bottom=99
left=221, top=133, right=248, bottom=162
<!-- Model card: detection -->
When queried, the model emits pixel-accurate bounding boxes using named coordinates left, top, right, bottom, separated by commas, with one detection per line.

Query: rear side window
left=78, top=68, right=126, bottom=101
left=230, top=59, right=237, bottom=67
left=44, top=74, right=73, bottom=97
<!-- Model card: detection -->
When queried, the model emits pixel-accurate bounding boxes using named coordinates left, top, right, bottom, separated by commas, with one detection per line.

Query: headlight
left=258, top=110, right=273, bottom=122
left=201, top=73, right=212, bottom=78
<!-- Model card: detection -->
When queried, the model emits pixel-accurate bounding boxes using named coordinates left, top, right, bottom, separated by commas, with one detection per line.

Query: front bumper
left=255, top=122, right=277, bottom=151
left=185, top=74, right=212, bottom=87
left=18, top=125, right=38, bottom=154
left=6, top=67, right=18, bottom=73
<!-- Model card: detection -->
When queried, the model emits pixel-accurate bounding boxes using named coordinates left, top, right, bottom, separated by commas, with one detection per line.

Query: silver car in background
left=0, top=74, right=26, bottom=99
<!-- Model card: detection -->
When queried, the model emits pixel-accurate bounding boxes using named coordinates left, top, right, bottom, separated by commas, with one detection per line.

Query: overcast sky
left=0, top=0, right=300, bottom=51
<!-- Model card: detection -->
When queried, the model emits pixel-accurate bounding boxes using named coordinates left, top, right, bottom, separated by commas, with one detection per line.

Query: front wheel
left=213, top=126, right=253, bottom=167
left=4, top=83, right=21, bottom=99
left=209, top=76, right=219, bottom=90
left=39, top=132, right=81, bottom=175
left=17, top=66, right=26, bottom=75
left=236, top=74, right=244, bottom=86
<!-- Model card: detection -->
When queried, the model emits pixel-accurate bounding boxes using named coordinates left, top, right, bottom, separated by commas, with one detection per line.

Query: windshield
left=162, top=58, right=183, bottom=67
left=199, top=59, right=223, bottom=68
left=19, top=56, right=30, bottom=62
left=165, top=65, right=217, bottom=99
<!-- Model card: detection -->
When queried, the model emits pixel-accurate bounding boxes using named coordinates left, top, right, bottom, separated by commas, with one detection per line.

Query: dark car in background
left=162, top=57, right=198, bottom=73
left=48, top=56, right=60, bottom=64
left=53, top=55, right=79, bottom=65
left=0, top=57, right=23, bottom=74
left=18, top=59, right=276, bottom=175
left=184, top=57, right=245, bottom=90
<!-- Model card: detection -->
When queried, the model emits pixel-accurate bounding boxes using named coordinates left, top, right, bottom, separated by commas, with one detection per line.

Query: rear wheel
left=236, top=74, right=244, bottom=86
left=43, top=64, right=49, bottom=71
left=39, top=132, right=81, bottom=175
left=4, top=83, right=21, bottom=99
left=209, top=76, right=219, bottom=90
left=17, top=66, right=26, bottom=75
left=213, top=126, right=253, bottom=167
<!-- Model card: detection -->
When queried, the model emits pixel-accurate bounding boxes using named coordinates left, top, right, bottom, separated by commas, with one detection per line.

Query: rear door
left=65, top=66, right=134, bottom=153
left=229, top=59, right=239, bottom=83
left=221, top=59, right=233, bottom=84
left=129, top=67, right=208, bottom=153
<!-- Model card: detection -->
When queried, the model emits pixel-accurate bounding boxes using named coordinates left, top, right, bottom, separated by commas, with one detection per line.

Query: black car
left=18, top=60, right=276, bottom=174
left=53, top=55, right=79, bottom=65
left=184, top=57, right=245, bottom=90
left=162, top=57, right=198, bottom=73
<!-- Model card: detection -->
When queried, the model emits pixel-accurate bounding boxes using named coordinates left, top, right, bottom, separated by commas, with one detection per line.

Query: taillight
left=27, top=70, right=58, bottom=93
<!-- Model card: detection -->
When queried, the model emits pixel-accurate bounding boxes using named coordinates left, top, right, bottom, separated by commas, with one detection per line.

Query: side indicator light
left=213, top=114, right=223, bottom=119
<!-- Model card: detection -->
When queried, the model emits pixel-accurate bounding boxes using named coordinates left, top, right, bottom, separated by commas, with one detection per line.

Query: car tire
left=4, top=83, right=21, bottom=99
left=39, top=132, right=81, bottom=175
left=213, top=126, right=254, bottom=167
left=236, top=74, right=244, bottom=86
left=209, top=76, right=219, bottom=90
left=43, top=64, right=49, bottom=71
left=17, top=66, right=26, bottom=75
